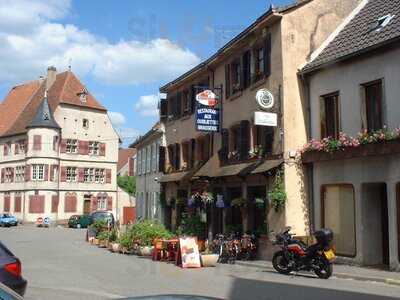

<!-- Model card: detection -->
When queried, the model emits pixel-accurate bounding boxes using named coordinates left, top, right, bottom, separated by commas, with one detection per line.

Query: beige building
left=0, top=67, right=120, bottom=223
left=159, top=0, right=361, bottom=237
left=301, top=0, right=400, bottom=270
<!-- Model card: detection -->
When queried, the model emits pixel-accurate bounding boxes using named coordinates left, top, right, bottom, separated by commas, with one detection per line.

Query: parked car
left=0, top=282, right=24, bottom=300
left=0, top=242, right=27, bottom=296
left=68, top=215, right=91, bottom=229
left=0, top=214, right=18, bottom=227
left=89, top=211, right=115, bottom=227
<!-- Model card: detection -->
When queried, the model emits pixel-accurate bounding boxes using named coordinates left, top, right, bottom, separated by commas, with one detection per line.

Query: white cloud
left=134, top=94, right=159, bottom=117
left=0, top=1, right=200, bottom=85
left=108, top=111, right=126, bottom=127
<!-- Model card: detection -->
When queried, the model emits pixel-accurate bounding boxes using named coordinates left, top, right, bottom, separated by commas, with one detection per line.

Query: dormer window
left=78, top=87, right=88, bottom=103
left=369, top=14, right=395, bottom=32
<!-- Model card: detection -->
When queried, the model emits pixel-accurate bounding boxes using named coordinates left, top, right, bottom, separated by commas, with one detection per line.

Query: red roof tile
left=0, top=70, right=107, bottom=137
left=118, top=148, right=136, bottom=172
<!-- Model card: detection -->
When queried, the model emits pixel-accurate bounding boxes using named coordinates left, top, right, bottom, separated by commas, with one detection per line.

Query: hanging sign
left=256, top=88, right=274, bottom=110
left=179, top=237, right=201, bottom=268
left=254, top=111, right=277, bottom=127
left=195, top=90, right=220, bottom=132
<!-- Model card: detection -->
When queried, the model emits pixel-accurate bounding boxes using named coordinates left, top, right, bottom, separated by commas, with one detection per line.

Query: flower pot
left=200, top=254, right=219, bottom=267
left=98, top=239, right=107, bottom=248
left=93, top=238, right=99, bottom=246
left=141, top=246, right=153, bottom=256
left=111, top=243, right=121, bottom=253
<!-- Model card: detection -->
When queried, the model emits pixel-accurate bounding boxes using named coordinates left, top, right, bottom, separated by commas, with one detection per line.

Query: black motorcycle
left=272, top=227, right=336, bottom=279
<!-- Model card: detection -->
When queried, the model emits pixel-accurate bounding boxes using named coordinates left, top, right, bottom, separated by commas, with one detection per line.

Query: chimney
left=46, top=66, right=57, bottom=90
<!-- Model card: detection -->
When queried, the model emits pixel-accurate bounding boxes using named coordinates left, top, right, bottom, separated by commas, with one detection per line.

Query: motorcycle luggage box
left=314, top=228, right=333, bottom=245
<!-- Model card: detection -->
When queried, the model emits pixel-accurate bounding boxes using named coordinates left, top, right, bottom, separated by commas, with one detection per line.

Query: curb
left=235, top=261, right=400, bottom=286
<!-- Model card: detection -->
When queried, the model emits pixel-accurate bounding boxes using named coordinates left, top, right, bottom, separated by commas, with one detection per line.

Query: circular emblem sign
left=256, top=89, right=274, bottom=110
left=196, top=90, right=218, bottom=107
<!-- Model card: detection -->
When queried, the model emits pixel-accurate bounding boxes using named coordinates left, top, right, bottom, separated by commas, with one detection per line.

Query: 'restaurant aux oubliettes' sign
left=195, top=90, right=220, bottom=132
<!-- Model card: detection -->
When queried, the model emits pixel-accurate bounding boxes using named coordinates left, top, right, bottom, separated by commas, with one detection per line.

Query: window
left=4, top=168, right=13, bottom=183
left=231, top=60, right=241, bottom=94
left=369, top=14, right=395, bottom=32
left=3, top=143, right=10, bottom=156
left=97, top=194, right=107, bottom=210
left=15, top=166, right=25, bottom=182
left=89, top=141, right=100, bottom=155
left=242, top=50, right=251, bottom=89
left=141, top=149, right=146, bottom=174
left=322, top=185, right=356, bottom=256
left=83, top=119, right=89, bottom=129
left=320, top=92, right=340, bottom=139
left=95, top=169, right=105, bottom=183
left=66, top=167, right=77, bottom=182
left=52, top=166, right=58, bottom=181
left=84, top=168, right=94, bottom=183
left=253, top=46, right=265, bottom=82
left=32, top=164, right=44, bottom=181
left=182, top=141, right=190, bottom=170
left=364, top=80, right=383, bottom=132
left=254, top=125, right=274, bottom=156
left=182, top=90, right=190, bottom=115
left=147, top=145, right=151, bottom=173
left=66, top=139, right=78, bottom=153
left=19, top=140, right=26, bottom=153
left=152, top=143, right=157, bottom=172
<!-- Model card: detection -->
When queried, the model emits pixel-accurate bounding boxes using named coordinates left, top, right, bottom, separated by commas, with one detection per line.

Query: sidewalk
left=235, top=260, right=400, bottom=286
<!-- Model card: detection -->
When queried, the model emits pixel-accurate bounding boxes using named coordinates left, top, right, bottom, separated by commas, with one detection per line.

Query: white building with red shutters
left=0, top=67, right=119, bottom=223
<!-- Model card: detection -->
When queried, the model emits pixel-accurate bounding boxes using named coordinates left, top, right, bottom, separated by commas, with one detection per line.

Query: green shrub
left=97, top=231, right=110, bottom=240
left=129, top=220, right=173, bottom=246
left=231, top=197, right=248, bottom=208
left=89, top=219, right=107, bottom=233
left=108, top=228, right=118, bottom=242
left=119, top=232, right=133, bottom=249
left=177, top=214, right=206, bottom=239
left=268, top=169, right=287, bottom=212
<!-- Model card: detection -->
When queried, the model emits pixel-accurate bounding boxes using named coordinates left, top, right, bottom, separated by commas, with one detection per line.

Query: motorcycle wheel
left=314, top=257, right=333, bottom=279
left=272, top=251, right=292, bottom=275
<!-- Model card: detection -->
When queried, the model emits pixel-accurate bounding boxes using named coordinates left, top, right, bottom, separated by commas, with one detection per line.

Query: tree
left=117, top=175, right=136, bottom=195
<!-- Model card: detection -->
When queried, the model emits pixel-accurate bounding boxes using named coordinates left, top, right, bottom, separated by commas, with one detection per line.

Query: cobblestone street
left=1, top=226, right=400, bottom=300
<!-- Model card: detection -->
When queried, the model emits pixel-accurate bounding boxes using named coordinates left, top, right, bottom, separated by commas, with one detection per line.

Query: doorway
left=83, top=195, right=91, bottom=215
left=362, top=183, right=389, bottom=266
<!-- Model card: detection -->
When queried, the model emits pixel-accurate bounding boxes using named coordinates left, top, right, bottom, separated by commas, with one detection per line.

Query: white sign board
left=254, top=111, right=277, bottom=127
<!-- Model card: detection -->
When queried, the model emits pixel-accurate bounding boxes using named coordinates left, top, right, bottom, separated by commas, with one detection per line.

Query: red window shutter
left=91, top=196, right=98, bottom=212
left=10, top=168, right=14, bottom=183
left=60, top=139, right=67, bottom=153
left=60, top=167, right=66, bottom=182
left=14, top=196, right=21, bottom=213
left=29, top=195, right=45, bottom=213
left=78, top=140, right=85, bottom=155
left=100, top=143, right=106, bottom=156
left=106, top=169, right=112, bottom=183
left=53, top=136, right=58, bottom=151
left=50, top=165, right=54, bottom=182
left=24, top=140, right=28, bottom=153
left=107, top=196, right=112, bottom=210
left=33, top=135, right=42, bottom=151
left=44, top=165, right=49, bottom=181
left=78, top=168, right=85, bottom=183
left=4, top=144, right=8, bottom=156
left=1, top=169, right=4, bottom=183
left=64, top=195, right=77, bottom=213
left=51, top=195, right=59, bottom=213
left=4, top=196, right=10, bottom=212
left=24, top=165, right=31, bottom=181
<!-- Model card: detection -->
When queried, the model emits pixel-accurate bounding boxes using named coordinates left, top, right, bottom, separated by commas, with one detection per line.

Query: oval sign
left=196, top=90, right=218, bottom=107
left=256, top=89, right=274, bottom=110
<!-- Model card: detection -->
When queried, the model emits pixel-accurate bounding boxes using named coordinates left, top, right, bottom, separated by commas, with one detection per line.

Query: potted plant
left=97, top=231, right=109, bottom=248
left=200, top=246, right=219, bottom=267
left=119, top=232, right=133, bottom=254
left=268, top=169, right=287, bottom=212
left=108, top=228, right=119, bottom=252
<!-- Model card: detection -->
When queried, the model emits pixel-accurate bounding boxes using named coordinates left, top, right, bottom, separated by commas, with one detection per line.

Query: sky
left=0, top=0, right=293, bottom=147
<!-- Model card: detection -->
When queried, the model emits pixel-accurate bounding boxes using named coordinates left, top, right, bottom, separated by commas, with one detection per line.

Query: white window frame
left=95, top=168, right=105, bottom=183
left=15, top=166, right=25, bottom=182
left=32, top=164, right=44, bottom=181
left=89, top=141, right=100, bottom=155
left=52, top=166, right=58, bottom=181
left=66, top=167, right=77, bottom=182
left=97, top=195, right=107, bottom=210
left=4, top=168, right=13, bottom=183
left=66, top=139, right=78, bottom=154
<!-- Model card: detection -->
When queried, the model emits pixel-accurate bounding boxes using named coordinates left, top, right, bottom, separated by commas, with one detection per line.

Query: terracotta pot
left=93, top=238, right=99, bottom=245
left=98, top=239, right=107, bottom=248
left=201, top=254, right=219, bottom=267
left=111, top=243, right=121, bottom=253
left=140, top=246, right=153, bottom=256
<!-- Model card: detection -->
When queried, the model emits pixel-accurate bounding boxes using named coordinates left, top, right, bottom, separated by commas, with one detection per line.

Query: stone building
left=158, top=0, right=361, bottom=236
left=131, top=122, right=165, bottom=223
left=300, top=0, right=400, bottom=270
left=117, top=148, right=136, bottom=176
left=0, top=67, right=119, bottom=223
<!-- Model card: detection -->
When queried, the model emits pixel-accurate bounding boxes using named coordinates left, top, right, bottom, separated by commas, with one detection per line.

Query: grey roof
left=27, top=95, right=60, bottom=129
left=302, top=0, right=400, bottom=74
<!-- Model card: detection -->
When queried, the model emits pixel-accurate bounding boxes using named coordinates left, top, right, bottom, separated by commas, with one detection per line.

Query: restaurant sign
left=195, top=90, right=220, bottom=132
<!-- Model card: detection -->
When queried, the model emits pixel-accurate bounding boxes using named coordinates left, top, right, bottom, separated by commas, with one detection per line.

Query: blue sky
left=0, top=0, right=292, bottom=146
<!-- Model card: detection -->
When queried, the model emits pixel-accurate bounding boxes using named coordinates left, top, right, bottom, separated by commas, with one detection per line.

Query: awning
left=159, top=171, right=192, bottom=183
left=194, top=154, right=255, bottom=178
left=250, top=159, right=283, bottom=174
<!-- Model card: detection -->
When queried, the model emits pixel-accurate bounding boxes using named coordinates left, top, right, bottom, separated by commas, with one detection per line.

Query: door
left=83, top=197, right=91, bottom=215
